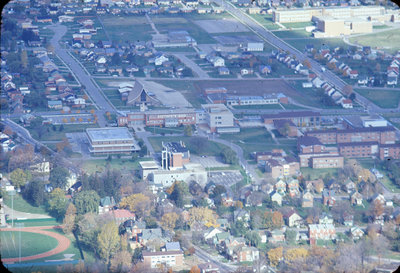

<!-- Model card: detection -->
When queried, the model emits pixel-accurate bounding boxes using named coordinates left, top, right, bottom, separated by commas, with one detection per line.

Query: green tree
left=220, top=148, right=237, bottom=164
left=98, top=221, right=120, bottom=266
left=49, top=166, right=69, bottom=190
left=73, top=190, right=100, bottom=215
left=111, top=53, right=122, bottom=66
left=184, top=125, right=193, bottom=136
left=10, top=168, right=32, bottom=188
left=22, top=179, right=46, bottom=206
left=245, top=231, right=261, bottom=247
left=231, top=220, right=246, bottom=237
left=47, top=188, right=68, bottom=220
left=170, top=181, right=189, bottom=208
left=285, top=229, right=297, bottom=244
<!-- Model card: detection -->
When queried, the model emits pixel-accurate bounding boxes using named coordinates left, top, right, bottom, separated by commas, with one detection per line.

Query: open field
left=349, top=28, right=400, bottom=54
left=99, top=15, right=153, bottom=42
left=300, top=167, right=338, bottom=180
left=28, top=123, right=99, bottom=142
left=82, top=157, right=153, bottom=174
left=249, top=14, right=280, bottom=30
left=193, top=18, right=249, bottom=33
left=1, top=231, right=58, bottom=259
left=355, top=88, right=400, bottom=109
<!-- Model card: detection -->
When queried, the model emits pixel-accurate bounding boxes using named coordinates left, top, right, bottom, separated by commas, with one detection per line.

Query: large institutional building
left=86, top=127, right=140, bottom=155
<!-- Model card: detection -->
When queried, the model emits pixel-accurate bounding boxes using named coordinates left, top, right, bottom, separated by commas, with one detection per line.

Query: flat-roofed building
left=338, top=142, right=379, bottom=158
left=86, top=127, right=140, bottom=155
left=151, top=163, right=208, bottom=187
left=379, top=143, right=400, bottom=160
left=201, top=104, right=236, bottom=133
left=263, top=111, right=321, bottom=127
left=139, top=161, right=160, bottom=180
left=142, top=250, right=184, bottom=268
left=161, top=141, right=190, bottom=170
left=310, top=155, right=344, bottom=169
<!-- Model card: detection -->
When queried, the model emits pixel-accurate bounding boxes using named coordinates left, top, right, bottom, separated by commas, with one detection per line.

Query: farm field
left=355, top=88, right=400, bottom=109
left=349, top=28, right=400, bottom=54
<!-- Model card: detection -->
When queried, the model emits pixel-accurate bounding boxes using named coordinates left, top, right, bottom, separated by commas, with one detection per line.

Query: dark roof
left=380, top=143, right=400, bottom=148
left=163, top=141, right=188, bottom=153
left=298, top=136, right=322, bottom=147
left=263, top=111, right=320, bottom=120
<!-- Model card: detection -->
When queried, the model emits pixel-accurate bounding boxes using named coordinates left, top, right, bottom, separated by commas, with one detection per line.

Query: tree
left=272, top=211, right=284, bottom=228
left=245, top=231, right=261, bottom=247
left=22, top=179, right=46, bottom=206
left=74, top=190, right=100, bottom=215
left=302, top=59, right=311, bottom=69
left=21, top=50, right=28, bottom=69
left=111, top=53, right=122, bottom=66
left=184, top=125, right=193, bottom=136
left=220, top=147, right=237, bottom=165
left=98, top=221, right=120, bottom=266
left=161, top=212, right=179, bottom=231
left=62, top=203, right=77, bottom=234
left=268, top=247, right=283, bottom=267
left=49, top=167, right=69, bottom=190
left=285, top=230, right=297, bottom=245
left=109, top=250, right=132, bottom=272
left=119, top=193, right=152, bottom=218
left=189, top=266, right=200, bottom=273
left=10, top=168, right=31, bottom=188
left=188, top=207, right=217, bottom=228
left=343, top=85, right=353, bottom=96
left=284, top=248, right=308, bottom=265
left=47, top=188, right=68, bottom=220
left=231, top=220, right=247, bottom=237
left=170, top=181, right=189, bottom=208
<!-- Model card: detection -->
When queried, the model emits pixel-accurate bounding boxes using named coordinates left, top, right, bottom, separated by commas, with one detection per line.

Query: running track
left=1, top=226, right=70, bottom=263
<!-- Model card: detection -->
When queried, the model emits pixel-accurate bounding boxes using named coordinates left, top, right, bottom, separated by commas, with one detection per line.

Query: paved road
left=173, top=53, right=210, bottom=78
left=193, top=246, right=237, bottom=273
left=92, top=75, right=308, bottom=81
left=214, top=0, right=386, bottom=113
left=47, top=23, right=116, bottom=118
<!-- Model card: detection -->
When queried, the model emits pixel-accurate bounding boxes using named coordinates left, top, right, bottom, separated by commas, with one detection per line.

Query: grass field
left=273, top=29, right=311, bottom=39
left=349, top=28, right=400, bottom=54
left=28, top=123, right=99, bottom=142
left=99, top=15, right=153, bottom=42
left=3, top=193, right=48, bottom=215
left=281, top=22, right=314, bottom=29
left=8, top=218, right=61, bottom=227
left=355, top=88, right=400, bottom=108
left=300, top=167, right=338, bottom=180
left=82, top=157, right=153, bottom=174
left=249, top=14, right=280, bottom=30
left=1, top=231, right=58, bottom=259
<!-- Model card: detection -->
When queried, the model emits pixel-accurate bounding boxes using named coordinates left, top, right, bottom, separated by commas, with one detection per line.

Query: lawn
left=1, top=231, right=59, bottom=259
left=249, top=14, right=280, bottom=30
left=148, top=136, right=231, bottom=157
left=144, top=126, right=185, bottom=135
left=3, top=193, right=48, bottom=215
left=355, top=88, right=400, bottom=109
left=82, top=157, right=153, bottom=174
left=300, top=167, right=338, bottom=180
left=349, top=28, right=400, bottom=54
left=28, top=123, right=99, bottom=142
left=281, top=22, right=314, bottom=29
left=287, top=37, right=350, bottom=52
left=7, top=218, right=61, bottom=227
left=273, top=29, right=311, bottom=39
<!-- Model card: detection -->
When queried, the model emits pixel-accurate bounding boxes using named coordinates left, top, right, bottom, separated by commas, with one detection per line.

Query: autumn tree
left=10, top=168, right=32, bottom=188
left=189, top=266, right=200, bottom=273
left=161, top=212, right=179, bottom=231
left=109, top=250, right=132, bottom=272
left=119, top=193, right=152, bottom=218
left=188, top=207, right=217, bottom=228
left=98, top=221, right=120, bottom=266
left=268, top=246, right=283, bottom=267
left=302, top=59, right=311, bottom=69
left=62, top=203, right=77, bottom=234
left=305, top=246, right=335, bottom=272
left=284, top=248, right=308, bottom=265
left=272, top=211, right=284, bottom=228
left=343, top=85, right=353, bottom=96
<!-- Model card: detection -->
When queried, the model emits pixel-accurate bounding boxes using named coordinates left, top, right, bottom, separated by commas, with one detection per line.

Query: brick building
left=263, top=111, right=321, bottom=127
left=338, top=142, right=379, bottom=158
left=310, top=155, right=344, bottom=168
left=161, top=141, right=190, bottom=170
left=265, top=157, right=300, bottom=179
left=379, top=143, right=400, bottom=160
left=309, top=224, right=336, bottom=245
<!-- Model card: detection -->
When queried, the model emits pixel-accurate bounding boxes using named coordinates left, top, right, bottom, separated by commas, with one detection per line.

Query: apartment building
left=86, top=127, right=140, bottom=155
left=117, top=108, right=197, bottom=127
left=338, top=142, right=379, bottom=158
left=201, top=104, right=236, bottom=133
left=379, top=143, right=400, bottom=160
left=297, top=136, right=343, bottom=168
left=310, top=156, right=344, bottom=169
left=305, top=126, right=396, bottom=145
left=161, top=141, right=190, bottom=170
left=142, top=250, right=184, bottom=268
left=265, top=157, right=300, bottom=179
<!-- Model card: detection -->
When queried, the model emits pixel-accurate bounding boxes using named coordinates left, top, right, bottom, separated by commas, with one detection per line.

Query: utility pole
left=8, top=190, right=16, bottom=227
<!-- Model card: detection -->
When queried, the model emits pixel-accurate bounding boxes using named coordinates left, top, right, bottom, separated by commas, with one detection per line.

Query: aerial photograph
left=1, top=0, right=400, bottom=272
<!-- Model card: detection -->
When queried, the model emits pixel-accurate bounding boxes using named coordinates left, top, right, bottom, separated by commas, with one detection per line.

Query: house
left=343, top=213, right=354, bottom=226
left=319, top=213, right=334, bottom=225
left=234, top=246, right=259, bottom=262
left=304, top=179, right=324, bottom=193
left=234, top=209, right=250, bottom=223
left=302, top=191, right=314, bottom=208
left=99, top=196, right=115, bottom=214
left=371, top=193, right=386, bottom=205
left=108, top=209, right=135, bottom=225
left=198, top=262, right=220, bottom=273
left=142, top=250, right=184, bottom=268
left=341, top=99, right=353, bottom=109
left=274, top=179, right=286, bottom=193
left=358, top=75, right=368, bottom=85
left=140, top=228, right=163, bottom=245
left=387, top=76, right=398, bottom=85
left=309, top=224, right=336, bottom=244
left=270, top=191, right=283, bottom=206
left=48, top=100, right=62, bottom=109
left=269, top=229, right=285, bottom=243
left=349, top=70, right=359, bottom=79
left=240, top=68, right=253, bottom=76
left=351, top=191, right=363, bottom=206
left=344, top=180, right=356, bottom=194
left=218, top=67, right=230, bottom=75
left=203, top=227, right=223, bottom=244
left=326, top=179, right=341, bottom=193
left=284, top=211, right=303, bottom=227
left=208, top=56, right=225, bottom=67
left=287, top=179, right=300, bottom=197
left=350, top=226, right=364, bottom=240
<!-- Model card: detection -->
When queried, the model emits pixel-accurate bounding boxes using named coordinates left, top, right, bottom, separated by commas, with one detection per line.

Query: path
left=173, top=53, right=210, bottom=78
left=3, top=204, right=51, bottom=220
left=145, top=13, right=160, bottom=35
left=1, top=226, right=71, bottom=263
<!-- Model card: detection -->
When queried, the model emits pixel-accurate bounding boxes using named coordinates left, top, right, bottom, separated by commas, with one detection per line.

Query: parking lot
left=208, top=170, right=243, bottom=188
left=66, top=132, right=90, bottom=156
left=191, top=155, right=229, bottom=168
left=194, top=19, right=249, bottom=33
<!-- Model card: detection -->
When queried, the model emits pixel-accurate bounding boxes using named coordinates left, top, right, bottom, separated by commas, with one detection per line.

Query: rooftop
left=162, top=141, right=188, bottom=153
left=86, top=127, right=134, bottom=142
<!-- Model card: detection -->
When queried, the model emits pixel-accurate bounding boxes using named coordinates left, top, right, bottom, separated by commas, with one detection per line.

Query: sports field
left=349, top=28, right=400, bottom=54
left=1, top=231, right=59, bottom=259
